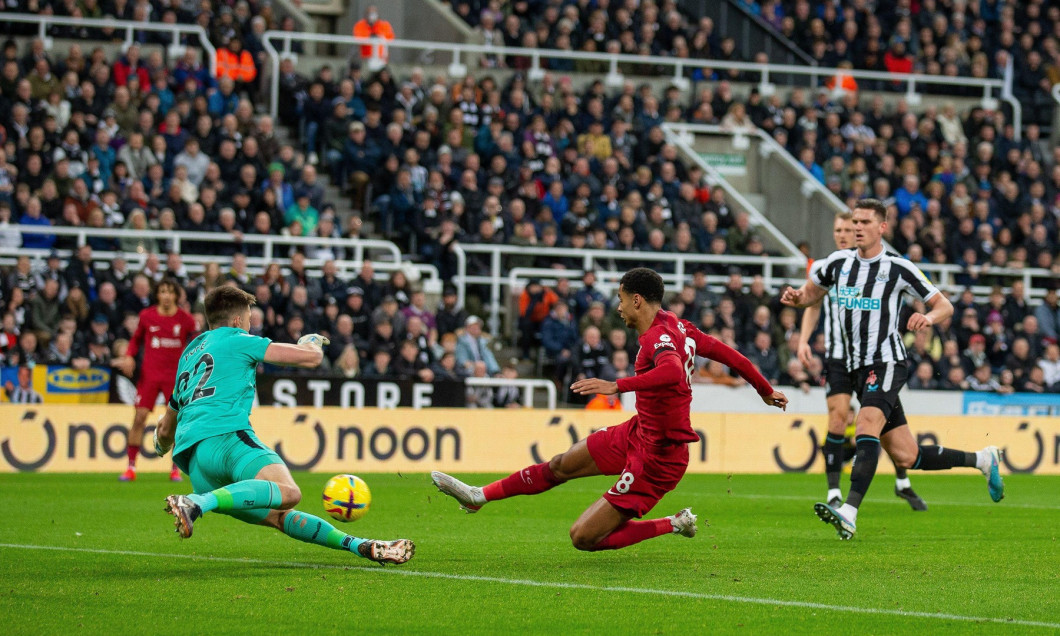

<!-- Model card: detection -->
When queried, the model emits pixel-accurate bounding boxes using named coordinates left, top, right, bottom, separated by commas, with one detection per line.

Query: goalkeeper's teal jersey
left=171, top=327, right=271, bottom=460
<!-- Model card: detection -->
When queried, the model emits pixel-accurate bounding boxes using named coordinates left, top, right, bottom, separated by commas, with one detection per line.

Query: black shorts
left=824, top=359, right=856, bottom=398
left=853, top=361, right=909, bottom=434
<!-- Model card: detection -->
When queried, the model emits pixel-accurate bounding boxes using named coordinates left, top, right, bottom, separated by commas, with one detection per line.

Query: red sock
left=127, top=444, right=140, bottom=466
left=482, top=462, right=562, bottom=501
left=590, top=518, right=673, bottom=551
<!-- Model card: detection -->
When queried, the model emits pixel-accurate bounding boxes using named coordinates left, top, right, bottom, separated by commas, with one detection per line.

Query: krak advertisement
left=2, top=406, right=1059, bottom=475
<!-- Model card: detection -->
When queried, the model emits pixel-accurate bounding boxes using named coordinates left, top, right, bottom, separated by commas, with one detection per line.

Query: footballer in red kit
left=432, top=268, right=788, bottom=551
left=116, top=279, right=197, bottom=481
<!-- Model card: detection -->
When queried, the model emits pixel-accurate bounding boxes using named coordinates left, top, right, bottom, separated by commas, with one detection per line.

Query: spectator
left=908, top=360, right=939, bottom=391
left=361, top=347, right=394, bottom=380
left=215, top=36, right=256, bottom=98
left=456, top=315, right=499, bottom=376
left=492, top=363, right=522, bottom=408
left=697, top=358, right=746, bottom=387
left=431, top=350, right=464, bottom=381
left=517, top=278, right=557, bottom=359
left=1035, top=287, right=1060, bottom=342
left=570, top=325, right=610, bottom=396
left=465, top=360, right=494, bottom=408
left=28, top=278, right=61, bottom=344
left=967, top=364, right=1002, bottom=392
left=392, top=339, right=434, bottom=383
left=19, top=197, right=54, bottom=250
left=1039, top=343, right=1060, bottom=391
left=352, top=5, right=396, bottom=67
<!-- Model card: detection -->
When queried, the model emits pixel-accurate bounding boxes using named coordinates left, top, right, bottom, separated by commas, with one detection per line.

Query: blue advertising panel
left=962, top=391, right=1060, bottom=416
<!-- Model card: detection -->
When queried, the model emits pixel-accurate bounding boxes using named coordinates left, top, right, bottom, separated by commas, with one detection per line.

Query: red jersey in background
left=127, top=306, right=197, bottom=380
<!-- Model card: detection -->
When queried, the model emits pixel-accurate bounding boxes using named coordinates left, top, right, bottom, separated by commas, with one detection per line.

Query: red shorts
left=586, top=416, right=689, bottom=518
left=135, top=374, right=175, bottom=410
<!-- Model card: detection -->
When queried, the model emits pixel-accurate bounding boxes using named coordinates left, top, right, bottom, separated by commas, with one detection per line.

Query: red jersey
left=615, top=310, right=774, bottom=446
left=126, top=306, right=197, bottom=377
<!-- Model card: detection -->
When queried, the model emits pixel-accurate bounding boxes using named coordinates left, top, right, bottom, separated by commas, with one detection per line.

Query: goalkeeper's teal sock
left=187, top=480, right=282, bottom=514
left=282, top=510, right=366, bottom=555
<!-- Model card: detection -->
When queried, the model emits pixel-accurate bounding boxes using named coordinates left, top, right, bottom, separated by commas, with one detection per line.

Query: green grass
left=1, top=471, right=1057, bottom=635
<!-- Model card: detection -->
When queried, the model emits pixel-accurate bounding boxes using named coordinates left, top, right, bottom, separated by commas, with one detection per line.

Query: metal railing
left=451, top=242, right=806, bottom=336
left=465, top=377, right=557, bottom=409
left=262, top=32, right=1017, bottom=131
left=6, top=225, right=441, bottom=283
left=663, top=122, right=848, bottom=258
left=7, top=226, right=1053, bottom=334
left=660, top=123, right=807, bottom=258
left=2, top=13, right=217, bottom=77
left=914, top=263, right=1056, bottom=296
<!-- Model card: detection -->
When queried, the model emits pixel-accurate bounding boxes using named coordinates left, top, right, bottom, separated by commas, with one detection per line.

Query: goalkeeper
left=155, top=286, right=414, bottom=565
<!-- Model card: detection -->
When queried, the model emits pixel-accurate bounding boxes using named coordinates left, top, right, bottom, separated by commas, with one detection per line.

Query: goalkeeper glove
left=153, top=427, right=172, bottom=457
left=298, top=333, right=331, bottom=348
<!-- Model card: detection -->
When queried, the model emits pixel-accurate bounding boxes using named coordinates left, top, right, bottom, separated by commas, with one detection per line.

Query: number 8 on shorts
left=613, top=471, right=635, bottom=494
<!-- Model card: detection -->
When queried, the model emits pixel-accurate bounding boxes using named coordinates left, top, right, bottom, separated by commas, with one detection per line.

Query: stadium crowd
left=446, top=0, right=1059, bottom=124
left=0, top=2, right=1059, bottom=405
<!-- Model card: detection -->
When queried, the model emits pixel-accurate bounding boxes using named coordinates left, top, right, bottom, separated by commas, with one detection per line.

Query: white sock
left=838, top=503, right=858, bottom=523
left=469, top=486, right=487, bottom=505
left=827, top=488, right=842, bottom=502
left=975, top=449, right=991, bottom=473
left=895, top=477, right=911, bottom=490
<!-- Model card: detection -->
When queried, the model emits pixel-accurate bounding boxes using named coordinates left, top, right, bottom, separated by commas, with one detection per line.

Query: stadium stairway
left=272, top=122, right=379, bottom=240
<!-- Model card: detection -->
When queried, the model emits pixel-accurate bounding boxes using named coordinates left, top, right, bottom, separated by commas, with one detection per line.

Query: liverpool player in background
left=115, top=279, right=197, bottom=481
left=432, top=268, right=788, bottom=551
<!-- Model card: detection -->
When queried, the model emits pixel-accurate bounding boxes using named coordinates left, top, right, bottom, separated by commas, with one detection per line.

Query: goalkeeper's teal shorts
left=182, top=429, right=285, bottom=524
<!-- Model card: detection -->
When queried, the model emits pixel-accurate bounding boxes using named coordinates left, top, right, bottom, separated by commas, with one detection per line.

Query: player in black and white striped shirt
left=782, top=199, right=1005, bottom=540
left=4, top=366, right=42, bottom=403
left=797, top=212, right=926, bottom=511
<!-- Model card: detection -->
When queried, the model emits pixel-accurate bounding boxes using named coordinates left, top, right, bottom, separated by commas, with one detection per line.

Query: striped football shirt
left=810, top=248, right=939, bottom=371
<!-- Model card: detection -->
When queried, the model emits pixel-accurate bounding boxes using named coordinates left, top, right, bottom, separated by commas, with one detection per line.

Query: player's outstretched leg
left=165, top=479, right=286, bottom=538
left=434, top=441, right=600, bottom=515
left=278, top=510, right=415, bottom=565
left=910, top=445, right=1005, bottom=502
left=430, top=471, right=487, bottom=513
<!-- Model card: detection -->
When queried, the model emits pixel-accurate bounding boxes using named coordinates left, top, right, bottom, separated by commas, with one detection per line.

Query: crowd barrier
left=2, top=406, right=1056, bottom=474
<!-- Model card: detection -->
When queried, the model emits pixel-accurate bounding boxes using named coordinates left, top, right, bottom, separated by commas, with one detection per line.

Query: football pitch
left=1, top=472, right=1057, bottom=634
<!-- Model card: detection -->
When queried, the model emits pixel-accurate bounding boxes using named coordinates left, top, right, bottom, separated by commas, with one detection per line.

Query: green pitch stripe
left=2, top=543, right=1058, bottom=631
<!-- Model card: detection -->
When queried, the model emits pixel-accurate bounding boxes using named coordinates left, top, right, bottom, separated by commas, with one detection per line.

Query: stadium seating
left=1, top=4, right=1059, bottom=400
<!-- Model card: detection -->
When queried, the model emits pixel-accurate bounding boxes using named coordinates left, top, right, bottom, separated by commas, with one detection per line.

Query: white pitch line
left=552, top=484, right=1060, bottom=510
left=721, top=493, right=1060, bottom=510
left=1, top=543, right=1057, bottom=630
